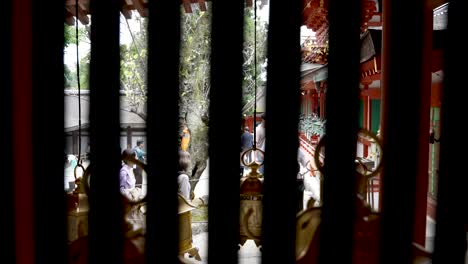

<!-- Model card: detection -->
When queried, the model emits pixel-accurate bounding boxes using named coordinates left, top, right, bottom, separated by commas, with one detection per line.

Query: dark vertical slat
left=208, top=0, right=243, bottom=263
left=0, top=1, right=16, bottom=263
left=32, top=0, right=67, bottom=263
left=12, top=0, right=35, bottom=263
left=433, top=1, right=468, bottom=263
left=318, top=0, right=361, bottom=263
left=88, top=0, right=123, bottom=263
left=380, top=0, right=427, bottom=263
left=146, top=1, right=180, bottom=264
left=261, top=0, right=301, bottom=264
left=412, top=5, right=433, bottom=247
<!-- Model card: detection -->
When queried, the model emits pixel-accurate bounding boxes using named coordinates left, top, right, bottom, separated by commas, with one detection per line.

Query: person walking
left=120, top=149, right=137, bottom=194
left=133, top=139, right=146, bottom=186
left=177, top=150, right=192, bottom=201
left=255, top=113, right=266, bottom=174
left=179, top=124, right=191, bottom=151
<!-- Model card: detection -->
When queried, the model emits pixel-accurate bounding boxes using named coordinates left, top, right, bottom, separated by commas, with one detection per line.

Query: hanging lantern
left=239, top=148, right=264, bottom=247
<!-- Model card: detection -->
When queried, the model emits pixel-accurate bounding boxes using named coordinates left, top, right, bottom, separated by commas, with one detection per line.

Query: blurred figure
left=240, top=126, right=253, bottom=176
left=133, top=139, right=146, bottom=186
left=255, top=113, right=266, bottom=174
left=178, top=150, right=192, bottom=201
left=180, top=124, right=191, bottom=151
left=120, top=148, right=137, bottom=193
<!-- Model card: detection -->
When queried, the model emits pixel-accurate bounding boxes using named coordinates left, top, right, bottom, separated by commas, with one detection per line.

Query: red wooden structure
left=299, top=0, right=449, bottom=247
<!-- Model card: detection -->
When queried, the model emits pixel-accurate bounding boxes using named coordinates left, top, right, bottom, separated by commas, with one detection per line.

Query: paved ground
left=190, top=159, right=468, bottom=264
left=189, top=159, right=262, bottom=264
left=187, top=220, right=465, bottom=264
left=184, top=231, right=261, bottom=264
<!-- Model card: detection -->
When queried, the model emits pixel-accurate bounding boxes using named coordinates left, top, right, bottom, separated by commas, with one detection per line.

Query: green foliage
left=78, top=53, right=90, bottom=90
left=116, top=4, right=268, bottom=119
left=120, top=15, right=148, bottom=115
left=64, top=23, right=90, bottom=48
left=179, top=5, right=212, bottom=117
left=242, top=7, right=269, bottom=114
left=299, top=113, right=326, bottom=136
left=64, top=64, right=76, bottom=88
left=64, top=23, right=91, bottom=89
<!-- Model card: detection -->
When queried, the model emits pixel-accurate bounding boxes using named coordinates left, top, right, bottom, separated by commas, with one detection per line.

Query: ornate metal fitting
left=241, top=147, right=265, bottom=179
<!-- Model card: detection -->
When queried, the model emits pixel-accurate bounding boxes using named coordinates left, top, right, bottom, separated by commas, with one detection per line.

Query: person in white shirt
left=255, top=113, right=266, bottom=174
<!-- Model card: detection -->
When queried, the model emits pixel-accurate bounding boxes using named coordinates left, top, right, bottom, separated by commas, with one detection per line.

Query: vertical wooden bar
left=319, top=92, right=325, bottom=119
left=88, top=0, right=123, bottom=263
left=364, top=90, right=370, bottom=130
left=73, top=131, right=78, bottom=154
left=12, top=0, right=35, bottom=263
left=261, top=0, right=301, bottom=264
left=0, top=1, right=16, bottom=263
left=379, top=0, right=427, bottom=263
left=433, top=1, right=468, bottom=263
left=31, top=0, right=67, bottom=263
left=208, top=0, right=243, bottom=263
left=412, top=4, right=433, bottom=247
left=126, top=126, right=132, bottom=148
left=146, top=1, right=181, bottom=263
left=318, top=0, right=361, bottom=263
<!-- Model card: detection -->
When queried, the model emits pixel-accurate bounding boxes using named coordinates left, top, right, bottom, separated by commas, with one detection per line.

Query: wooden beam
left=360, top=87, right=381, bottom=99
left=363, top=85, right=370, bottom=130
left=430, top=81, right=442, bottom=107
left=301, top=81, right=316, bottom=90
left=199, top=0, right=207, bottom=11
left=65, top=15, right=75, bottom=26
left=361, top=72, right=381, bottom=84
left=78, top=14, right=89, bottom=25
left=12, top=0, right=34, bottom=262
left=431, top=49, right=444, bottom=72
left=65, top=4, right=90, bottom=25
left=133, top=0, right=148, bottom=17
left=183, top=0, right=192, bottom=13
left=121, top=7, right=133, bottom=19
left=428, top=0, right=447, bottom=10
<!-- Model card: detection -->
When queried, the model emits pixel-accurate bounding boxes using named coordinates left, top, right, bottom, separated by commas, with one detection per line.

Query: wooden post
left=413, top=4, right=433, bottom=247
left=12, top=0, right=35, bottom=262
left=126, top=126, right=132, bottom=149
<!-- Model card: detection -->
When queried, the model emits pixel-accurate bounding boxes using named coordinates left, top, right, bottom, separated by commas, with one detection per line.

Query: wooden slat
left=379, top=0, right=428, bottom=263
left=182, top=0, right=192, bottom=13
left=318, top=0, right=362, bottom=263
left=0, top=1, right=16, bottom=263
left=88, top=0, right=123, bottom=263
left=261, top=1, right=302, bottom=264
left=432, top=1, right=468, bottom=263
left=121, top=7, right=133, bottom=19
left=31, top=0, right=67, bottom=263
left=133, top=0, right=148, bottom=17
left=146, top=1, right=181, bottom=263
left=412, top=4, right=433, bottom=247
left=65, top=4, right=90, bottom=25
left=208, top=0, right=243, bottom=263
left=198, top=0, right=206, bottom=12
left=12, top=0, right=35, bottom=263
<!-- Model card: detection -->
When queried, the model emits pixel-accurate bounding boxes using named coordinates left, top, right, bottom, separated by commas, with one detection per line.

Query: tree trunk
left=181, top=97, right=209, bottom=194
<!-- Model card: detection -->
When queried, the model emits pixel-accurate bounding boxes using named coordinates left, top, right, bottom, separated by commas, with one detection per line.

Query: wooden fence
left=1, top=0, right=467, bottom=263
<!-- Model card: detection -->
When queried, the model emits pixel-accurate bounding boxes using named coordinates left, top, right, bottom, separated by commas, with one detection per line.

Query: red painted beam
left=431, top=81, right=442, bottom=107
left=360, top=87, right=381, bottom=99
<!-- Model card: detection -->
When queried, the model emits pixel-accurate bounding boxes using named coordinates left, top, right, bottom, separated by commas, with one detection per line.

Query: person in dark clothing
left=133, top=139, right=146, bottom=186
left=240, top=126, right=254, bottom=176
